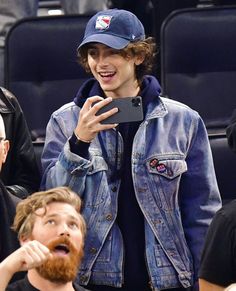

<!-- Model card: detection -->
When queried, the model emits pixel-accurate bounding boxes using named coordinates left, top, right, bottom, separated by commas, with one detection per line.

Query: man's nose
left=59, top=224, right=70, bottom=236
left=98, top=53, right=108, bottom=65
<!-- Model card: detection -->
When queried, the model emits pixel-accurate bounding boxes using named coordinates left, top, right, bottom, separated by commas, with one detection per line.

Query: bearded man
left=0, top=186, right=89, bottom=291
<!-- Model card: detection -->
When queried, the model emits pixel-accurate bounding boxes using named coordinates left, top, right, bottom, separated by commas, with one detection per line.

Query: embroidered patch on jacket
left=95, top=15, right=112, bottom=30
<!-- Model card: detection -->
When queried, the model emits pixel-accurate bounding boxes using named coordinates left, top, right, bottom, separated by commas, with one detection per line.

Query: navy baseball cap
left=78, top=9, right=145, bottom=50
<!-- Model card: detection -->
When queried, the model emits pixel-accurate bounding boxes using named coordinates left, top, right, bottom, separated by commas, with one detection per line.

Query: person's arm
left=199, top=278, right=224, bottom=291
left=0, top=240, right=51, bottom=291
left=41, top=96, right=117, bottom=191
left=0, top=88, right=40, bottom=198
left=40, top=108, right=92, bottom=194
left=225, top=283, right=236, bottom=291
left=198, top=203, right=236, bottom=289
left=179, top=115, right=222, bottom=284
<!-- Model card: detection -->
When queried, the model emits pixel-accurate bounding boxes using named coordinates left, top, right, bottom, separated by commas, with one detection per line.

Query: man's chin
left=35, top=236, right=83, bottom=283
left=36, top=255, right=80, bottom=283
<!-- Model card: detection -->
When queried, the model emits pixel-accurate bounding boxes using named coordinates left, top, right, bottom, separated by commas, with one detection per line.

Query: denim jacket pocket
left=147, top=156, right=187, bottom=179
left=146, top=156, right=187, bottom=210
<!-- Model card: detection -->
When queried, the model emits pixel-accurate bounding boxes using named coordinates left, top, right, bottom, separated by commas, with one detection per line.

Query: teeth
left=99, top=72, right=115, bottom=77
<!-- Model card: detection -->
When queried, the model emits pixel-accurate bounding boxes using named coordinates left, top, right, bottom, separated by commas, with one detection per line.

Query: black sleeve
left=0, top=88, right=40, bottom=198
left=198, top=209, right=236, bottom=287
left=69, top=132, right=90, bottom=159
left=226, top=109, right=236, bottom=152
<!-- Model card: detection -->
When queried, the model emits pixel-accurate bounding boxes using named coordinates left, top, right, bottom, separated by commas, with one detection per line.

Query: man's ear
left=135, top=53, right=145, bottom=66
left=19, top=235, right=31, bottom=246
left=2, top=140, right=9, bottom=164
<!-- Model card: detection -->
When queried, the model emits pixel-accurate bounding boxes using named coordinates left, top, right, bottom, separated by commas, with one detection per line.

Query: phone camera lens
left=132, top=97, right=141, bottom=107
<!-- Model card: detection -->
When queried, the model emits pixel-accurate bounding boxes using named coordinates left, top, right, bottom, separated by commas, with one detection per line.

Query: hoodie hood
left=139, top=75, right=162, bottom=114
left=73, top=75, right=162, bottom=113
left=73, top=78, right=104, bottom=108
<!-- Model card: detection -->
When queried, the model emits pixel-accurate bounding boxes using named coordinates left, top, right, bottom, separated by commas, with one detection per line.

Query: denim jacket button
left=90, top=247, right=97, bottom=254
left=148, top=281, right=155, bottom=290
left=80, top=275, right=88, bottom=283
left=178, top=274, right=189, bottom=287
left=155, top=219, right=162, bottom=225
left=181, top=280, right=190, bottom=288
left=106, top=214, right=113, bottom=221
left=111, top=186, right=117, bottom=192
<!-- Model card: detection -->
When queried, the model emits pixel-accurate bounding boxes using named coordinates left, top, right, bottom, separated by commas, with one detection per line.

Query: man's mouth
left=53, top=244, right=70, bottom=256
left=98, top=71, right=116, bottom=78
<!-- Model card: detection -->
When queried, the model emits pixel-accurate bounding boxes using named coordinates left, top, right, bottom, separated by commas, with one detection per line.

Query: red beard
left=36, top=236, right=83, bottom=283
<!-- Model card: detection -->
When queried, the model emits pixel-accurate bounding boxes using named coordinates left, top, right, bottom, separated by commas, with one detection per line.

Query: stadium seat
left=33, top=141, right=44, bottom=176
left=160, top=5, right=236, bottom=202
left=160, top=5, right=236, bottom=132
left=4, top=14, right=90, bottom=140
left=210, top=134, right=236, bottom=204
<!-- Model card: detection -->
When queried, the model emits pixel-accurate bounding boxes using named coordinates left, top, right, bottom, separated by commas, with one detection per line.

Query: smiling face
left=87, top=43, right=142, bottom=98
left=29, top=202, right=84, bottom=283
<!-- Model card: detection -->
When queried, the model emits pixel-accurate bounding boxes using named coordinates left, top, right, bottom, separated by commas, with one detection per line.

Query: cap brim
left=78, top=34, right=130, bottom=50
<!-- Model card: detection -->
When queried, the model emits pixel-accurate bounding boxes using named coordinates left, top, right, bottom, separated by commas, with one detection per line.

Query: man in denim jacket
left=41, top=9, right=222, bottom=291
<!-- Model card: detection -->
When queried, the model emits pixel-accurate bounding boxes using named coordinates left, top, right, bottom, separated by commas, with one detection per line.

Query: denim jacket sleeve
left=41, top=105, right=92, bottom=195
left=179, top=115, right=222, bottom=281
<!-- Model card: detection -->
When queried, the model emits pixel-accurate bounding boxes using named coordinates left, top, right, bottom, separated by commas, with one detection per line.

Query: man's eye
left=69, top=222, right=79, bottom=229
left=46, top=219, right=55, bottom=225
left=88, top=49, right=97, bottom=57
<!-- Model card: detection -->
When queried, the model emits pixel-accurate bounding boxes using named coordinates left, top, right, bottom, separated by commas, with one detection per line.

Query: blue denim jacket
left=41, top=81, right=221, bottom=290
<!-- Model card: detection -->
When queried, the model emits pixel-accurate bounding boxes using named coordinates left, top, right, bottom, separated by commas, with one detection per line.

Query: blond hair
left=12, top=187, right=86, bottom=240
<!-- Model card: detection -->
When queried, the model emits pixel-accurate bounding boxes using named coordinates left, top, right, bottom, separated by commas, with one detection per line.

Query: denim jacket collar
left=145, top=96, right=168, bottom=121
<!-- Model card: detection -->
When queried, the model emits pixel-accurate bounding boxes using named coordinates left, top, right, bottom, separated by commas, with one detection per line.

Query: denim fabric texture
left=41, top=76, right=221, bottom=290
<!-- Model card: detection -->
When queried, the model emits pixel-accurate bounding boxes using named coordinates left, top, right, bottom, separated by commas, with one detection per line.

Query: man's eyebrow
left=43, top=213, right=79, bottom=221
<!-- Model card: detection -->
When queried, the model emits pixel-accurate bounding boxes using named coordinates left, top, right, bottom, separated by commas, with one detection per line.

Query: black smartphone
left=95, top=96, right=143, bottom=124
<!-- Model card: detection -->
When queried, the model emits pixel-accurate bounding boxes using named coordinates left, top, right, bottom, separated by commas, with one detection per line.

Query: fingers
left=95, top=107, right=119, bottom=126
left=75, top=96, right=118, bottom=141
left=89, top=97, right=113, bottom=112
left=1, top=240, right=52, bottom=276
left=81, top=95, right=106, bottom=112
left=90, top=97, right=119, bottom=125
left=21, top=240, right=51, bottom=270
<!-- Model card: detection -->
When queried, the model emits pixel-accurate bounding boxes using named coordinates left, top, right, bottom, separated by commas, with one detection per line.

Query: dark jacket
left=0, top=87, right=40, bottom=198
left=0, top=179, right=19, bottom=262
left=0, top=179, right=26, bottom=282
left=226, top=108, right=236, bottom=152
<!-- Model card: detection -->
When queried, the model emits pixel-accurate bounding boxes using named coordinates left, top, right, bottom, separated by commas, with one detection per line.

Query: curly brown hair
left=77, top=37, right=157, bottom=84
